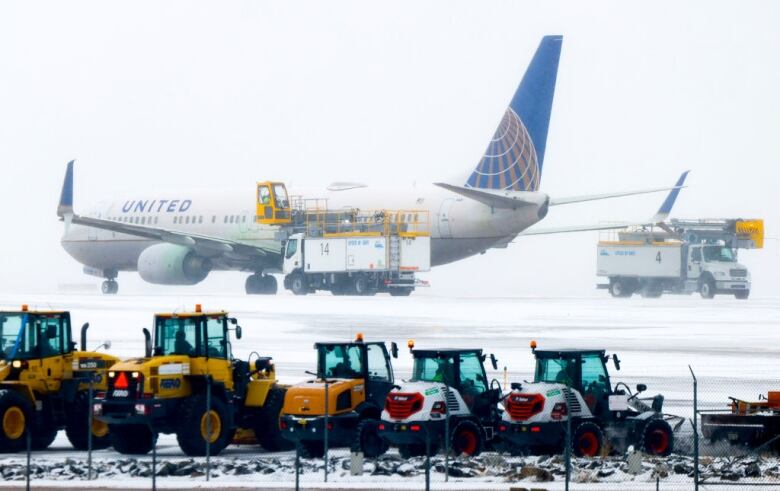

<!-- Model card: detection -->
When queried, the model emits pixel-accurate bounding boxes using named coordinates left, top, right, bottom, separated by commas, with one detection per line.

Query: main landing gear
left=245, top=274, right=278, bottom=295
left=101, top=279, right=118, bottom=295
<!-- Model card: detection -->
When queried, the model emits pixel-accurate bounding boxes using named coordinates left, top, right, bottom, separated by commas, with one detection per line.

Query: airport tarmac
left=1, top=291, right=777, bottom=459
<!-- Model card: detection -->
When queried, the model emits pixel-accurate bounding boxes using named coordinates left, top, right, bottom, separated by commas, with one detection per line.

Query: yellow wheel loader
left=0, top=306, right=118, bottom=452
left=280, top=334, right=398, bottom=458
left=94, top=305, right=290, bottom=456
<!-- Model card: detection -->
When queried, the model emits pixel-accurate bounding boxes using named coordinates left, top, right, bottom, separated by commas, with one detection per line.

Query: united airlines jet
left=57, top=36, right=687, bottom=295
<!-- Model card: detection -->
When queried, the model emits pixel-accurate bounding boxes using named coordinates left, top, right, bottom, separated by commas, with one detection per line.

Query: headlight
left=134, top=403, right=149, bottom=415
left=92, top=403, right=102, bottom=416
left=12, top=360, right=22, bottom=368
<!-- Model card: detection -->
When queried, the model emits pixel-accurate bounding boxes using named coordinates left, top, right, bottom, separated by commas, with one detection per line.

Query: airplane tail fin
left=466, top=35, right=562, bottom=192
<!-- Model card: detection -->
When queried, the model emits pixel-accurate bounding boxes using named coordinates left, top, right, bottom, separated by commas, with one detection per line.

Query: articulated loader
left=280, top=335, right=399, bottom=458
left=95, top=305, right=290, bottom=456
left=0, top=306, right=118, bottom=452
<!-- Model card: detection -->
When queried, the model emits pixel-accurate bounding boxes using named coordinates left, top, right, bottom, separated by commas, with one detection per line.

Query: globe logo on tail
left=465, top=107, right=540, bottom=192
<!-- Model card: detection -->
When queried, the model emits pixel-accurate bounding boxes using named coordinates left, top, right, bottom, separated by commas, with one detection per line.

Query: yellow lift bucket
left=735, top=219, right=764, bottom=249
left=255, top=181, right=292, bottom=225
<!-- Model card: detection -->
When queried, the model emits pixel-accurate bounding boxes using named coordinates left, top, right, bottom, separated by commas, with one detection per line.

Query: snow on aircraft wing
left=518, top=171, right=689, bottom=236
left=56, top=161, right=273, bottom=259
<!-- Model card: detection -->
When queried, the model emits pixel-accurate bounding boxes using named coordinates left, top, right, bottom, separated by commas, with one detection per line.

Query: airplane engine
left=137, top=243, right=212, bottom=285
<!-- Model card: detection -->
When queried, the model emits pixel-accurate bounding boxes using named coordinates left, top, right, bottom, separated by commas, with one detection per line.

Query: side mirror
left=103, top=340, right=112, bottom=351
left=490, top=354, right=498, bottom=371
left=612, top=353, right=621, bottom=371
left=636, top=383, right=647, bottom=393
left=235, top=326, right=242, bottom=340
left=229, top=317, right=238, bottom=325
left=390, top=342, right=398, bottom=359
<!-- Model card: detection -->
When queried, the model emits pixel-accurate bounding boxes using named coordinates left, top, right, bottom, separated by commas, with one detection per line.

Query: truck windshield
left=156, top=316, right=200, bottom=356
left=412, top=355, right=456, bottom=386
left=535, top=357, right=576, bottom=386
left=0, top=313, right=70, bottom=360
left=319, top=344, right=363, bottom=379
left=703, top=246, right=736, bottom=262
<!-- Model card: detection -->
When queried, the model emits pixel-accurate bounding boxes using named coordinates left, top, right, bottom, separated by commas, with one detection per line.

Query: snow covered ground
left=1, top=292, right=779, bottom=488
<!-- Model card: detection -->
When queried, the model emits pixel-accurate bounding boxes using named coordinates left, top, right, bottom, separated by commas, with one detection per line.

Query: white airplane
left=57, top=35, right=687, bottom=295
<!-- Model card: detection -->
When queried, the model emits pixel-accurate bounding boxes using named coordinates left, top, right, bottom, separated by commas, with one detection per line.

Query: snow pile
left=2, top=453, right=780, bottom=486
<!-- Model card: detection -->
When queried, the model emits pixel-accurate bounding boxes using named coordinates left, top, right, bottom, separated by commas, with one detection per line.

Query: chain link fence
left=5, top=369, right=780, bottom=489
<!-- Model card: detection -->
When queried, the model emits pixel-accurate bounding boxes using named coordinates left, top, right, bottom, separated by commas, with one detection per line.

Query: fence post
left=564, top=382, right=572, bottom=491
left=87, top=377, right=94, bottom=480
left=26, top=427, right=31, bottom=491
left=295, top=439, right=301, bottom=491
left=206, top=375, right=211, bottom=481
left=425, top=423, right=431, bottom=491
left=444, top=382, right=450, bottom=482
left=324, top=380, right=329, bottom=483
left=689, top=365, right=699, bottom=491
left=151, top=429, right=157, bottom=491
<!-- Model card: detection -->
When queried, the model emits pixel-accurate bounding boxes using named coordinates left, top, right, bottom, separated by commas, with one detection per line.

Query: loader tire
left=31, top=424, right=58, bottom=450
left=0, top=390, right=31, bottom=453
left=398, top=443, right=427, bottom=458
left=351, top=418, right=388, bottom=458
left=450, top=420, right=483, bottom=457
left=641, top=419, right=674, bottom=456
left=109, top=424, right=157, bottom=455
left=176, top=394, right=232, bottom=456
left=297, top=440, right=325, bottom=459
left=255, top=387, right=293, bottom=452
left=65, top=391, right=111, bottom=450
left=572, top=421, right=604, bottom=457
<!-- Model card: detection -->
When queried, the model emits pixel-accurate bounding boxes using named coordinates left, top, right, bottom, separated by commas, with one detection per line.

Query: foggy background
left=1, top=0, right=778, bottom=298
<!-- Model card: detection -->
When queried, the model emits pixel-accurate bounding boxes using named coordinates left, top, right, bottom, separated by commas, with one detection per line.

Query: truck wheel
left=255, top=387, right=293, bottom=452
left=176, top=394, right=232, bottom=456
left=352, top=418, right=388, bottom=457
left=297, top=440, right=325, bottom=459
left=109, top=424, right=157, bottom=454
left=0, top=390, right=31, bottom=453
left=352, top=274, right=369, bottom=296
left=289, top=273, right=308, bottom=296
left=398, top=443, right=427, bottom=458
left=699, top=277, right=716, bottom=299
left=572, top=422, right=603, bottom=457
left=641, top=419, right=673, bottom=456
left=450, top=420, right=483, bottom=456
left=389, top=288, right=412, bottom=296
left=609, top=279, right=631, bottom=298
left=735, top=290, right=750, bottom=300
left=65, top=391, right=111, bottom=450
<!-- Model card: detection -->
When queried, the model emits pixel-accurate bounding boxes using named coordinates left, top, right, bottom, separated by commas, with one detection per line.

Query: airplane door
left=437, top=198, right=456, bottom=238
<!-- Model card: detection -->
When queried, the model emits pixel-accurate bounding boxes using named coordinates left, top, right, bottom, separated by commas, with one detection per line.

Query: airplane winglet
left=57, top=160, right=75, bottom=218
left=651, top=170, right=689, bottom=222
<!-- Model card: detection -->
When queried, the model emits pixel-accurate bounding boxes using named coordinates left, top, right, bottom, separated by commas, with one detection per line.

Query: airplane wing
left=549, top=171, right=689, bottom=206
left=56, top=161, right=275, bottom=259
left=518, top=171, right=689, bottom=236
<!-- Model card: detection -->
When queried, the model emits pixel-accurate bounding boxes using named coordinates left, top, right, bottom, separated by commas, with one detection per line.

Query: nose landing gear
left=101, top=279, right=118, bottom=295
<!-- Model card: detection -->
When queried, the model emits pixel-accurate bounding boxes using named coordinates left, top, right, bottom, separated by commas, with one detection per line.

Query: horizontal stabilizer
left=550, top=171, right=689, bottom=206
left=435, top=182, right=548, bottom=210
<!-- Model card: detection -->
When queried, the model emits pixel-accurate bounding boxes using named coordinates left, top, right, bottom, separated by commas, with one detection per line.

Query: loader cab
left=533, top=349, right=614, bottom=417
left=315, top=337, right=396, bottom=409
left=411, top=348, right=498, bottom=419
left=255, top=181, right=292, bottom=226
left=153, top=311, right=233, bottom=360
left=0, top=309, right=73, bottom=362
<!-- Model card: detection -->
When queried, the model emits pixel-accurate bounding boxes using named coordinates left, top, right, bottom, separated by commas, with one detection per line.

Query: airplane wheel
left=101, top=280, right=118, bottom=295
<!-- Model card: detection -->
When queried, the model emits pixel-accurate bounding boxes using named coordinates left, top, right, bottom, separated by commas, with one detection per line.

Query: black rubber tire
left=109, top=424, right=157, bottom=455
left=398, top=443, right=427, bottom=458
left=31, top=424, right=58, bottom=450
left=389, top=288, right=413, bottom=296
left=735, top=290, right=750, bottom=300
left=609, top=278, right=632, bottom=298
left=65, top=391, right=111, bottom=450
left=255, top=387, right=293, bottom=452
left=245, top=274, right=261, bottom=294
left=572, top=421, right=604, bottom=457
left=641, top=419, right=674, bottom=456
left=641, top=289, right=663, bottom=298
left=0, top=390, right=32, bottom=453
left=351, top=418, right=389, bottom=458
left=101, top=280, right=118, bottom=295
left=297, top=440, right=324, bottom=459
left=699, top=277, right=716, bottom=299
left=450, top=419, right=483, bottom=457
left=176, top=394, right=232, bottom=456
left=352, top=274, right=369, bottom=296
left=262, top=275, right=278, bottom=295
left=289, top=273, right=308, bottom=296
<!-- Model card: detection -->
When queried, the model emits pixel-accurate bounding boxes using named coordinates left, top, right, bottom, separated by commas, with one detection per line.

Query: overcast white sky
left=0, top=0, right=778, bottom=297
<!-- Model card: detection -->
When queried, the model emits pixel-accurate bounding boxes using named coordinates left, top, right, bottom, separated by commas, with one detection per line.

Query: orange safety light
left=355, top=332, right=364, bottom=342
left=407, top=339, right=415, bottom=349
left=21, top=304, right=28, bottom=312
left=195, top=304, right=202, bottom=313
left=530, top=340, right=537, bottom=350
left=114, top=372, right=130, bottom=389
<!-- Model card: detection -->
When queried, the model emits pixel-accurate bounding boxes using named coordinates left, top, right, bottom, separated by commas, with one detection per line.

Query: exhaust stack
left=142, top=328, right=152, bottom=358
left=80, top=323, right=89, bottom=351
